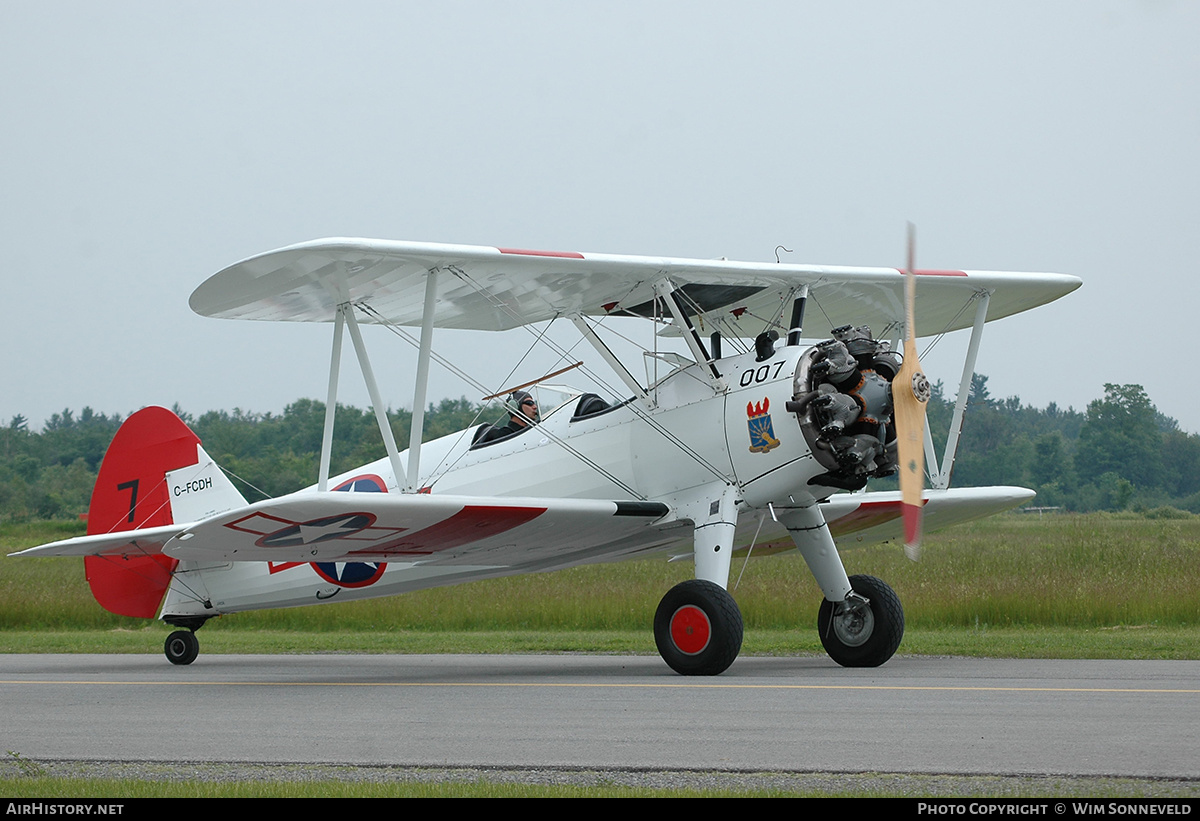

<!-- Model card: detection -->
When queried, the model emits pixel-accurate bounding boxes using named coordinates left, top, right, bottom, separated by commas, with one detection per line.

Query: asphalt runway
left=2, top=653, right=1197, bottom=779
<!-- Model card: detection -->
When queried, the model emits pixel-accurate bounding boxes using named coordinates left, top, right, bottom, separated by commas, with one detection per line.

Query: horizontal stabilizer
left=9, top=523, right=189, bottom=558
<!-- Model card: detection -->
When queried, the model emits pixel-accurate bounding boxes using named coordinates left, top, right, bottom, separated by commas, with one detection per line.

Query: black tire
left=164, top=630, right=199, bottom=666
left=817, top=574, right=904, bottom=667
left=654, top=579, right=743, bottom=676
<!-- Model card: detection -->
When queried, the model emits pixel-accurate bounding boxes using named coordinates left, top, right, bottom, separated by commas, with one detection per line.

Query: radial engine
left=789, top=324, right=904, bottom=490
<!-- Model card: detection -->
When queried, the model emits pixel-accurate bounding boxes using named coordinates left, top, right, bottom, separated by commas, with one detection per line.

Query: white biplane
left=14, top=236, right=1080, bottom=674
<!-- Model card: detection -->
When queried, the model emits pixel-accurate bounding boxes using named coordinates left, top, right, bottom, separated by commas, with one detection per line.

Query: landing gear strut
left=818, top=574, right=904, bottom=667
left=654, top=579, right=743, bottom=676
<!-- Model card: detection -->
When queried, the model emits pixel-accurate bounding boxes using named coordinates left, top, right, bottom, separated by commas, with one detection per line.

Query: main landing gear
left=163, top=616, right=209, bottom=665
left=164, top=630, right=199, bottom=665
left=652, top=573, right=904, bottom=674
left=654, top=579, right=744, bottom=676
left=817, top=574, right=904, bottom=667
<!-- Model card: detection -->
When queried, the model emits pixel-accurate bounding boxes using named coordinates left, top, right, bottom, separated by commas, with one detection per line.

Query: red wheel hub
left=669, top=605, right=711, bottom=655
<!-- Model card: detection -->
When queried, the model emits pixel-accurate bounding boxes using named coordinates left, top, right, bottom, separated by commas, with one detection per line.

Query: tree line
left=926, top=377, right=1200, bottom=513
left=0, top=398, right=482, bottom=521
left=2, top=379, right=1198, bottom=522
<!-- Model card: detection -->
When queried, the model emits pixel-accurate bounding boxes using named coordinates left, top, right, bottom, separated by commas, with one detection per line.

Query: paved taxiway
left=2, top=654, right=1196, bottom=778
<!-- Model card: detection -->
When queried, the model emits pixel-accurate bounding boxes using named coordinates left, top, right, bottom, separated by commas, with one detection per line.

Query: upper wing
left=190, top=238, right=1081, bottom=338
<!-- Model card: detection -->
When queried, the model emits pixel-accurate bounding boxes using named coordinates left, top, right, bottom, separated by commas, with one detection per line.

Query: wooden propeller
left=892, top=224, right=931, bottom=560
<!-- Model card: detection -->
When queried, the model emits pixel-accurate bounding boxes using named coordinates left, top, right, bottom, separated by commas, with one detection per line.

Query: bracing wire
left=355, top=303, right=645, bottom=497
left=919, top=292, right=980, bottom=360
left=732, top=512, right=766, bottom=591
left=413, top=271, right=735, bottom=485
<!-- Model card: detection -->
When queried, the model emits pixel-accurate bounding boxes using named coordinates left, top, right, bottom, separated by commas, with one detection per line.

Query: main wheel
left=654, top=579, right=743, bottom=676
left=164, top=630, right=199, bottom=665
left=817, top=574, right=904, bottom=667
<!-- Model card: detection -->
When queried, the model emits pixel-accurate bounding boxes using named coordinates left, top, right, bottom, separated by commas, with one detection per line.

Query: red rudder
left=84, top=407, right=201, bottom=618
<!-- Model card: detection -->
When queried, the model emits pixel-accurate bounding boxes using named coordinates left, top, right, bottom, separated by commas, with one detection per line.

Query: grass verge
left=3, top=513, right=1199, bottom=659
left=1, top=625, right=1198, bottom=659
left=3, top=764, right=1198, bottom=798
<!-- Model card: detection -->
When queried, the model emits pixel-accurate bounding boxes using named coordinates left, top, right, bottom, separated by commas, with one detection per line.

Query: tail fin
left=85, top=406, right=246, bottom=618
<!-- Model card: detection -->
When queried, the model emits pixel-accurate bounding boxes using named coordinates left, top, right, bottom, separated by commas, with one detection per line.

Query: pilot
left=505, top=390, right=540, bottom=430
left=478, top=390, right=539, bottom=444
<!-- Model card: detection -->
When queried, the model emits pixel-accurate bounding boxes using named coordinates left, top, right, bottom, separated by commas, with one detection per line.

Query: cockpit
left=469, top=386, right=621, bottom=450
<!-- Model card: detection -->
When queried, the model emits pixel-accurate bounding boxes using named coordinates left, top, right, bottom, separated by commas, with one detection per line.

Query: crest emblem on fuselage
left=747, top=398, right=781, bottom=453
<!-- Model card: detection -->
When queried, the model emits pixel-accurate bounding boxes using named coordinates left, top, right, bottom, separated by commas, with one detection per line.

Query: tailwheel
left=654, top=579, right=743, bottom=676
left=164, top=630, right=200, bottom=666
left=817, top=574, right=904, bottom=667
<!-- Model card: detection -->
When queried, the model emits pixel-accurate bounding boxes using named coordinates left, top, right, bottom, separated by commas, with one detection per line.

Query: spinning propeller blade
left=893, top=224, right=931, bottom=560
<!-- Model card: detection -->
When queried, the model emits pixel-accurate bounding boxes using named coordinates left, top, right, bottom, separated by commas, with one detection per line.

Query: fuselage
left=162, top=345, right=832, bottom=618
left=328, top=345, right=822, bottom=510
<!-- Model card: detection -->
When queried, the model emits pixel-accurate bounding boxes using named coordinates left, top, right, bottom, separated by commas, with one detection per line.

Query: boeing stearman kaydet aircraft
left=13, top=232, right=1080, bottom=674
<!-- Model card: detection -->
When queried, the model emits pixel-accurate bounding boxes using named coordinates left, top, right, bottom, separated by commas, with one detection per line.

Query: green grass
left=2, top=625, right=1196, bottom=659
left=2, top=513, right=1199, bottom=658
left=3, top=760, right=1195, bottom=799
left=3, top=767, right=1195, bottom=798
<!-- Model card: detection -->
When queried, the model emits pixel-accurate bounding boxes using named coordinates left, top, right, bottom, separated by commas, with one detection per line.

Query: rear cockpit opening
left=789, top=325, right=902, bottom=490
left=572, top=393, right=611, bottom=419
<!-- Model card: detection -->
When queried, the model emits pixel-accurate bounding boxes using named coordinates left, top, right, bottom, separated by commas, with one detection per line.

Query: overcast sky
left=3, top=1, right=1198, bottom=437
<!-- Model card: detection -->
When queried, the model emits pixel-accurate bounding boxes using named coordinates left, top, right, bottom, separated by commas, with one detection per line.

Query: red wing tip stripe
left=894, top=268, right=968, bottom=277
left=497, top=247, right=586, bottom=259
left=496, top=247, right=585, bottom=259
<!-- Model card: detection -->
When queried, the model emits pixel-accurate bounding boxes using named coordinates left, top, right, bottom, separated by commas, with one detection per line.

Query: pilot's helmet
left=508, top=390, right=535, bottom=417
